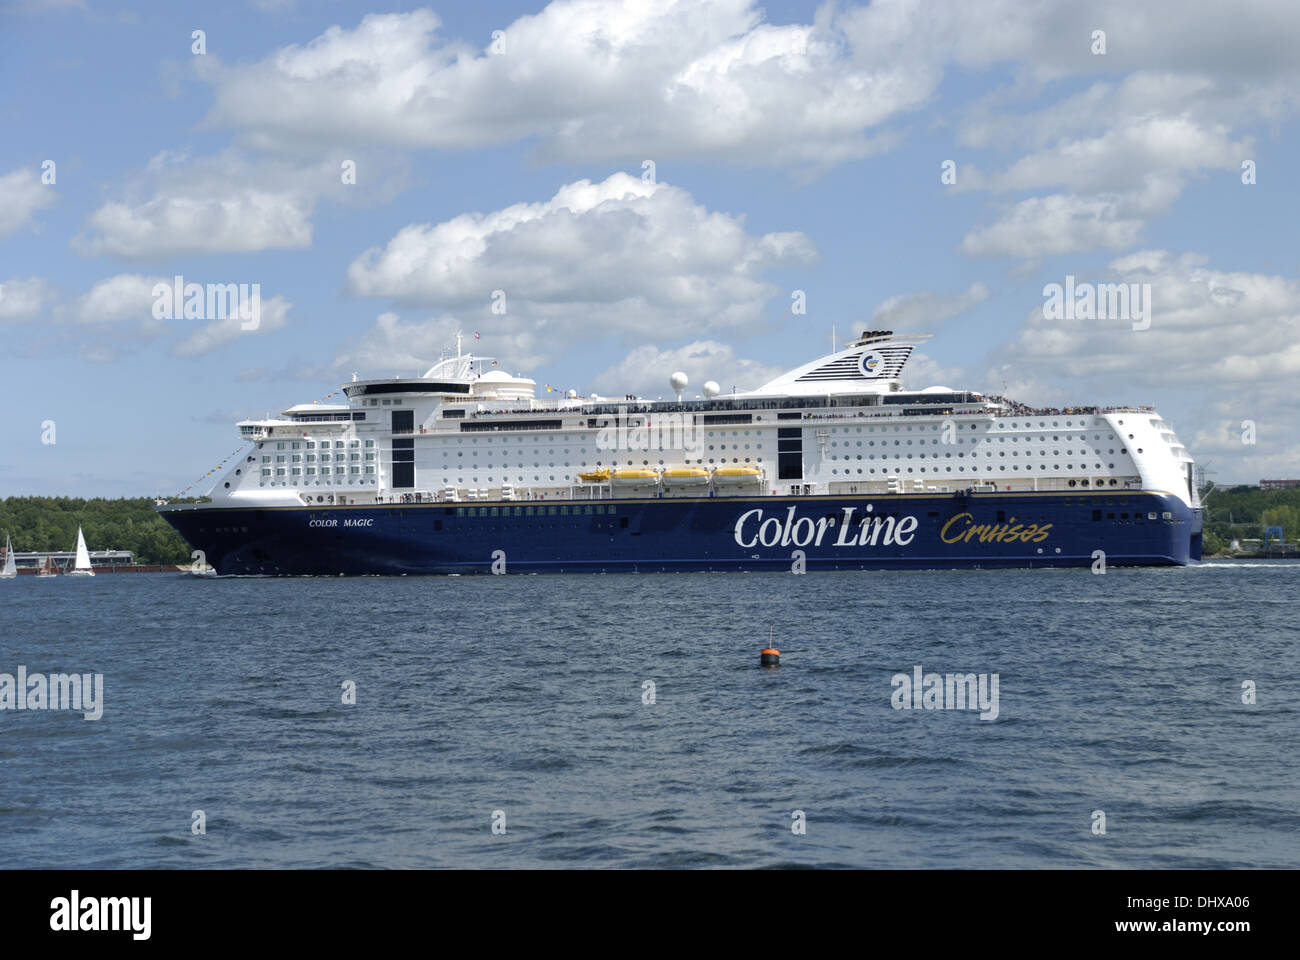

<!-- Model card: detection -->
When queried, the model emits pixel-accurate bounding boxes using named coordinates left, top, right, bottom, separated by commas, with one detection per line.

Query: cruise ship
left=157, top=331, right=1203, bottom=574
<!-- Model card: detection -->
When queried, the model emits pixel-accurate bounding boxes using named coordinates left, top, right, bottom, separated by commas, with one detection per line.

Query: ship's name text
left=734, top=506, right=917, bottom=548
left=734, top=507, right=1055, bottom=549
left=309, top=518, right=374, bottom=527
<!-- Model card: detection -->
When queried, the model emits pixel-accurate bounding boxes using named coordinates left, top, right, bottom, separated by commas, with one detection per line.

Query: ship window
left=261, top=469, right=271, bottom=477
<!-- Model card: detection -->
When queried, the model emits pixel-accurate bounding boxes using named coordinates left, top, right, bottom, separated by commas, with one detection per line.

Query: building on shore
left=1259, top=479, right=1300, bottom=490
left=9, top=550, right=133, bottom=570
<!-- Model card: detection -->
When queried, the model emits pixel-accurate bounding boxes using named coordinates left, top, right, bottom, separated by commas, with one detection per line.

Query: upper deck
left=204, top=330, right=1195, bottom=511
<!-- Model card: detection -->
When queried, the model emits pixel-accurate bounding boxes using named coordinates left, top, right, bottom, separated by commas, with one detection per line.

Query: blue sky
left=3, top=0, right=1298, bottom=496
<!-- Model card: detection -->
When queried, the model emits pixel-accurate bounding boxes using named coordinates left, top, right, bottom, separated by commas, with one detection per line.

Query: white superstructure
left=201, top=331, right=1199, bottom=511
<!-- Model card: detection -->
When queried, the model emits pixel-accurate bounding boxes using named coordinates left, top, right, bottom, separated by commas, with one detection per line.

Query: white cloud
left=347, top=172, right=815, bottom=339
left=1007, top=251, right=1300, bottom=383
left=200, top=3, right=955, bottom=171
left=74, top=150, right=383, bottom=258
left=315, top=312, right=499, bottom=378
left=172, top=294, right=292, bottom=356
left=872, top=282, right=989, bottom=329
left=77, top=152, right=318, bottom=257
left=593, top=340, right=783, bottom=398
left=992, top=250, right=1300, bottom=477
left=51, top=274, right=291, bottom=355
left=0, top=276, right=52, bottom=323
left=57, top=273, right=165, bottom=326
left=943, top=1, right=1300, bottom=262
left=964, top=116, right=1247, bottom=196
left=199, top=1, right=1300, bottom=173
left=0, top=166, right=54, bottom=239
left=959, top=193, right=1152, bottom=260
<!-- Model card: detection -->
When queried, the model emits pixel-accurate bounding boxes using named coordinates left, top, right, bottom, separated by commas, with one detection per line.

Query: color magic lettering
left=734, top=505, right=917, bottom=549
left=939, top=512, right=1052, bottom=545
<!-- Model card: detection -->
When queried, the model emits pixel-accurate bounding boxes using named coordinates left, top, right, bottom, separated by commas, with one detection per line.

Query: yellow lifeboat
left=661, top=467, right=710, bottom=487
left=711, top=465, right=764, bottom=484
left=610, top=468, right=661, bottom=486
left=577, top=468, right=610, bottom=483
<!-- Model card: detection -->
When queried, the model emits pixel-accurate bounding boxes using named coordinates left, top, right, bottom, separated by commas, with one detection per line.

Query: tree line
left=0, top=497, right=207, bottom=565
left=1201, top=485, right=1300, bottom=555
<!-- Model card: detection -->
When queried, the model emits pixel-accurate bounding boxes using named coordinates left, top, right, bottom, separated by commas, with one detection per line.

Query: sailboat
left=65, top=526, right=95, bottom=577
left=1, top=533, right=16, bottom=579
left=37, top=554, right=57, bottom=578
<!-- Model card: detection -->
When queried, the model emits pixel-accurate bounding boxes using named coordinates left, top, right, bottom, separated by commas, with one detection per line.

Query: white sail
left=67, top=526, right=95, bottom=577
left=1, top=534, right=15, bottom=579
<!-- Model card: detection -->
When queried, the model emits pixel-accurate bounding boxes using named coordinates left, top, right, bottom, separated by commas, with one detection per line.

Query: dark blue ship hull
left=159, top=490, right=1201, bottom=575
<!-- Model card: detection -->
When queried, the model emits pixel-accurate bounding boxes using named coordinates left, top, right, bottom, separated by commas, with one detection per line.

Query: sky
left=2, top=0, right=1298, bottom=497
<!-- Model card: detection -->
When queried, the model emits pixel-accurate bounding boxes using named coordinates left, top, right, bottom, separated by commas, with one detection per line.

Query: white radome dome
left=702, top=381, right=721, bottom=398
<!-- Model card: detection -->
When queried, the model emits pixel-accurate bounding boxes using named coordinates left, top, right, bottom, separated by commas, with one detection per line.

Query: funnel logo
left=859, top=352, right=882, bottom=376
